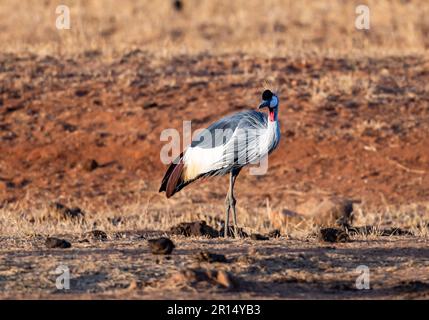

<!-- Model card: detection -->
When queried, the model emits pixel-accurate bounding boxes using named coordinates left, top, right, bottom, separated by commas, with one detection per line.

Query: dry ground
left=0, top=0, right=429, bottom=299
left=1, top=234, right=428, bottom=299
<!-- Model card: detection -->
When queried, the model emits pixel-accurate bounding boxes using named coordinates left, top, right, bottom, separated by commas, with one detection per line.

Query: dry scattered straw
left=0, top=197, right=427, bottom=239
left=1, top=0, right=428, bottom=58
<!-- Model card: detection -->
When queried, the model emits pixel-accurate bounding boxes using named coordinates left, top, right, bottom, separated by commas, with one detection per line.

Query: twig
left=386, top=157, right=427, bottom=175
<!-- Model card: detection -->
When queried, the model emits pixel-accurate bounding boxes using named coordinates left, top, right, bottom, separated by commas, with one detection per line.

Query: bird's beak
left=259, top=100, right=270, bottom=109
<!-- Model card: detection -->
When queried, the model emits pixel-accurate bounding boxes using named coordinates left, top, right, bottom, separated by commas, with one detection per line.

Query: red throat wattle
left=269, top=108, right=275, bottom=122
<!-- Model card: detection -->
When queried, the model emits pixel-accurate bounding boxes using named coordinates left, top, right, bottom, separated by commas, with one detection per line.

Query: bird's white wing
left=182, top=110, right=271, bottom=180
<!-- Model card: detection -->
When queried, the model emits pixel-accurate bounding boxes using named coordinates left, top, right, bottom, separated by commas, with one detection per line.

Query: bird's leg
left=224, top=194, right=231, bottom=238
left=230, top=168, right=241, bottom=238
left=224, top=168, right=241, bottom=238
left=230, top=192, right=238, bottom=238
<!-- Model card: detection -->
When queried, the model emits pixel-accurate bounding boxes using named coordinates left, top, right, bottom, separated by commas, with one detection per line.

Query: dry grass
left=1, top=0, right=428, bottom=58
left=1, top=195, right=427, bottom=240
left=354, top=202, right=429, bottom=237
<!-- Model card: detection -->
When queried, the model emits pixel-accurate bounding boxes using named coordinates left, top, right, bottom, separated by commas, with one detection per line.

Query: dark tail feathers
left=159, top=154, right=185, bottom=198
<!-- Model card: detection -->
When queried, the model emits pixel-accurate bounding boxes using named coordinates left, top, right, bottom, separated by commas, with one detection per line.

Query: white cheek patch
left=270, top=96, right=278, bottom=108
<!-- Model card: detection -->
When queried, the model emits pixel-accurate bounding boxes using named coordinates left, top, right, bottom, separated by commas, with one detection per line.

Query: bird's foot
left=224, top=226, right=246, bottom=239
left=220, top=224, right=247, bottom=238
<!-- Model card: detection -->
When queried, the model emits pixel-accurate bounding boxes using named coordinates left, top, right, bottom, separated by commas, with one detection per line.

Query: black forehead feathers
left=262, top=89, right=273, bottom=101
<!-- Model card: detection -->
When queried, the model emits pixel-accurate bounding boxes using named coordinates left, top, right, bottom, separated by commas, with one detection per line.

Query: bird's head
left=259, top=89, right=279, bottom=121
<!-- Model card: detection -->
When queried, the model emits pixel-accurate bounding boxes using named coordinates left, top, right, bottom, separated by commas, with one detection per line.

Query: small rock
left=84, top=230, right=108, bottom=241
left=196, top=251, right=227, bottom=263
left=75, top=89, right=89, bottom=97
left=143, top=102, right=158, bottom=109
left=45, top=237, right=71, bottom=248
left=268, top=229, right=281, bottom=238
left=170, top=221, right=219, bottom=238
left=82, top=159, right=99, bottom=172
left=319, top=228, right=350, bottom=243
left=61, top=122, right=78, bottom=132
left=148, top=237, right=175, bottom=255
left=250, top=233, right=269, bottom=241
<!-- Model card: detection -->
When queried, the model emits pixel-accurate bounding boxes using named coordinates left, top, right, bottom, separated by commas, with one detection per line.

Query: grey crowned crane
left=159, top=89, right=281, bottom=237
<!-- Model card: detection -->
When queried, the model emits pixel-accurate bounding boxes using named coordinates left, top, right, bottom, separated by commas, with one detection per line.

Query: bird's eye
left=262, top=90, right=273, bottom=101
